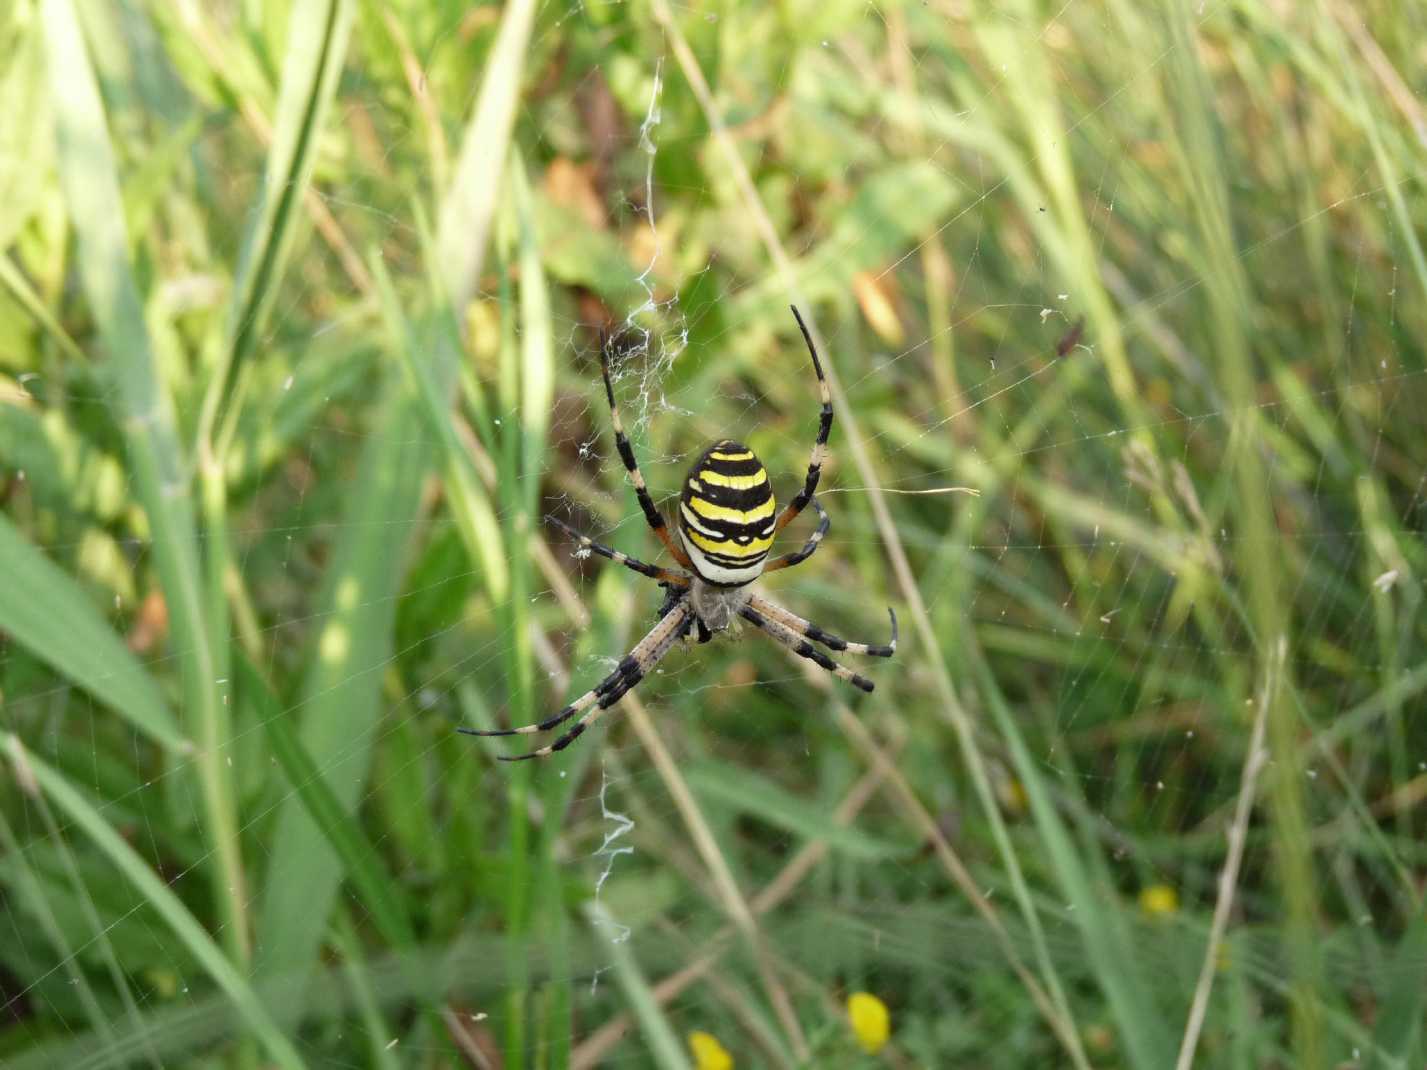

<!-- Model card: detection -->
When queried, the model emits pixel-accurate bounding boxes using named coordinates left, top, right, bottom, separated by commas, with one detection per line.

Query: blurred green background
left=2, top=0, right=1425, bottom=1066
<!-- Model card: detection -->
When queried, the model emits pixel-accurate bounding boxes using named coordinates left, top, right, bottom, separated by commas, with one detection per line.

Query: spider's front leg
left=460, top=599, right=692, bottom=760
left=550, top=516, right=690, bottom=586
left=658, top=581, right=708, bottom=644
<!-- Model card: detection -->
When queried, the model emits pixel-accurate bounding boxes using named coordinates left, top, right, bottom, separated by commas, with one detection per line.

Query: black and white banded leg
left=549, top=516, right=691, bottom=587
left=762, top=496, right=829, bottom=574
left=599, top=337, right=695, bottom=570
left=460, top=600, right=692, bottom=760
left=773, top=305, right=833, bottom=535
left=747, top=594, right=897, bottom=658
left=739, top=604, right=877, bottom=694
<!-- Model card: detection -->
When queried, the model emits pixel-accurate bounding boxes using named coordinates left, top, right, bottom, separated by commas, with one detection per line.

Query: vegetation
left=1, top=0, right=1424, bottom=1066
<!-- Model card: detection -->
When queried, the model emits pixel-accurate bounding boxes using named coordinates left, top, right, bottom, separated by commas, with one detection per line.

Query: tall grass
left=2, top=0, right=1425, bottom=1067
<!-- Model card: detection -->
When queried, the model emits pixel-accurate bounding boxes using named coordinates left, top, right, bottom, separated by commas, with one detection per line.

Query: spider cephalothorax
left=461, top=306, right=896, bottom=760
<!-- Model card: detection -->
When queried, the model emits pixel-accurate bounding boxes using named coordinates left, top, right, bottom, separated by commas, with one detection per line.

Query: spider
left=461, top=306, right=897, bottom=761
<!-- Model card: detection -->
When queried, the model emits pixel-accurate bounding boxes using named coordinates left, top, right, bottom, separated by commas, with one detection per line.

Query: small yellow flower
left=999, top=776, right=1029, bottom=816
left=847, top=992, right=890, bottom=1055
left=1084, top=1022, right=1115, bottom=1053
left=1139, top=883, right=1179, bottom=916
left=688, top=1030, right=733, bottom=1070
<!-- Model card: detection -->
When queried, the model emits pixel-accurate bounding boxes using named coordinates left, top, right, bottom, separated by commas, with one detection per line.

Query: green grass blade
left=0, top=254, right=87, bottom=365
left=1162, top=4, right=1320, bottom=1060
left=331, top=913, right=404, bottom=1070
left=513, top=147, right=571, bottom=1067
left=513, top=150, right=554, bottom=523
left=970, top=647, right=1176, bottom=1067
left=1369, top=909, right=1427, bottom=1065
left=240, top=655, right=415, bottom=950
left=40, top=0, right=248, bottom=965
left=0, top=514, right=184, bottom=751
left=0, top=807, right=122, bottom=1055
left=252, top=383, right=431, bottom=1020
left=582, top=902, right=694, bottom=1070
left=370, top=249, right=509, bottom=598
left=200, top=0, right=355, bottom=446
left=435, top=0, right=538, bottom=309
left=6, top=765, right=164, bottom=1069
left=3, top=736, right=305, bottom=1070
left=685, top=763, right=906, bottom=861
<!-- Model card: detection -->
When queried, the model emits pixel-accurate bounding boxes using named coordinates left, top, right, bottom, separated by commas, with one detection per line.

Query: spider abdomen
left=678, top=439, right=776, bottom=586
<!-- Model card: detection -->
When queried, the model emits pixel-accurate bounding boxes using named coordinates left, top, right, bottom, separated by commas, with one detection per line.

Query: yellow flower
left=1139, top=883, right=1179, bottom=916
left=999, top=776, right=1029, bottom=816
left=688, top=1030, right=733, bottom=1070
left=847, top=992, right=890, bottom=1055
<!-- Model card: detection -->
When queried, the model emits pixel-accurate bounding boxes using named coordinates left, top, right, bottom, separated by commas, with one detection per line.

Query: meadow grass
left=1, top=0, right=1425, bottom=1066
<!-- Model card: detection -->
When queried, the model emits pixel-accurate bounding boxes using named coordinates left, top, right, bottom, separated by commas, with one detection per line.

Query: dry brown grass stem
left=1174, top=638, right=1281, bottom=1070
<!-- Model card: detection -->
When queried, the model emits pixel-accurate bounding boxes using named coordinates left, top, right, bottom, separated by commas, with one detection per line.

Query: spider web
left=1, top=0, right=1425, bottom=1066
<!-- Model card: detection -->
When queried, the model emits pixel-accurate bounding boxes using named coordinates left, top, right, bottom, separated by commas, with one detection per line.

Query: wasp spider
left=462, top=306, right=897, bottom=760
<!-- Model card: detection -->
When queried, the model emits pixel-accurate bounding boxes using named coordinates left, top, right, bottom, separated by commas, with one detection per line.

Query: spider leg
left=460, top=599, right=692, bottom=760
left=549, top=516, right=691, bottom=586
left=761, top=496, right=829, bottom=574
left=747, top=594, right=896, bottom=658
left=772, top=305, right=833, bottom=535
left=739, top=604, right=876, bottom=693
left=598, top=338, right=695, bottom=569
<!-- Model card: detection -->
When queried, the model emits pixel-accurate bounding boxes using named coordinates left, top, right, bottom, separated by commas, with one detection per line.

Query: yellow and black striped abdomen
left=678, top=440, right=776, bottom=586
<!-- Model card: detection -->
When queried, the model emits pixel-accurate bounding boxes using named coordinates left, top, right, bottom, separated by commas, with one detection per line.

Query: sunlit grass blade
left=435, top=0, right=538, bottom=310
left=3, top=736, right=304, bottom=1070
